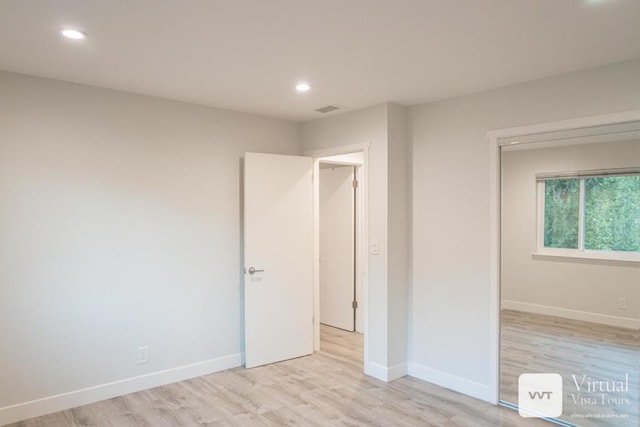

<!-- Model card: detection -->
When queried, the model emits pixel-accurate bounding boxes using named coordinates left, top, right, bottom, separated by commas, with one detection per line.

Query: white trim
left=312, top=158, right=321, bottom=351
left=308, top=144, right=370, bottom=375
left=536, top=167, right=640, bottom=180
left=365, top=361, right=388, bottom=381
left=360, top=150, right=369, bottom=361
left=355, top=165, right=365, bottom=333
left=488, top=132, right=501, bottom=405
left=488, top=108, right=640, bottom=408
left=387, top=363, right=408, bottom=382
left=304, top=142, right=370, bottom=159
left=487, top=109, right=640, bottom=141
left=0, top=353, right=243, bottom=426
left=578, top=178, right=585, bottom=250
left=535, top=181, right=545, bottom=255
left=533, top=250, right=640, bottom=263
left=365, top=362, right=407, bottom=382
left=502, top=301, right=640, bottom=330
left=408, top=363, right=491, bottom=402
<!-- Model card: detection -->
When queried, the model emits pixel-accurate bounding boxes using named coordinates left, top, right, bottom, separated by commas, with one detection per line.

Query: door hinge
left=353, top=179, right=358, bottom=188
left=352, top=300, right=358, bottom=309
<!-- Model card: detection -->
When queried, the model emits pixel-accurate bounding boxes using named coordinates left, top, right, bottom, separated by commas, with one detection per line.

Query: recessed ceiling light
left=60, top=28, right=87, bottom=40
left=295, top=82, right=311, bottom=92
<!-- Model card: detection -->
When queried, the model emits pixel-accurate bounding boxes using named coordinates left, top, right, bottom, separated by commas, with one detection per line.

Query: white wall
left=501, top=140, right=640, bottom=325
left=387, top=104, right=410, bottom=372
left=302, top=104, right=390, bottom=375
left=410, top=58, right=640, bottom=401
left=302, top=103, right=410, bottom=380
left=0, top=71, right=300, bottom=422
left=4, top=52, right=640, bottom=422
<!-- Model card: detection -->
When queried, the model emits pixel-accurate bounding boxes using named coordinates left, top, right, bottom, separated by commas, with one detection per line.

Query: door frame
left=304, top=143, right=370, bottom=362
left=487, top=109, right=640, bottom=405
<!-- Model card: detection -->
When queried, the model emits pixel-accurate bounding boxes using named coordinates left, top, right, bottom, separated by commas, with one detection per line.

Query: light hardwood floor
left=7, top=325, right=547, bottom=427
left=501, top=309, right=639, bottom=427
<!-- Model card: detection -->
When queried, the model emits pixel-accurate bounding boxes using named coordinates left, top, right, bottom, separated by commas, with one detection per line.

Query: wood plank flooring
left=7, top=325, right=547, bottom=427
left=501, top=309, right=639, bottom=427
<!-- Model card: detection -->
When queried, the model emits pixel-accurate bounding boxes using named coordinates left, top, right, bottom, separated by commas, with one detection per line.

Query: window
left=537, top=169, right=640, bottom=261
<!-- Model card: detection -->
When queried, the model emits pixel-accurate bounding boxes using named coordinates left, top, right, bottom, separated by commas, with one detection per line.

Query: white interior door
left=319, top=166, right=355, bottom=331
left=244, top=152, right=314, bottom=368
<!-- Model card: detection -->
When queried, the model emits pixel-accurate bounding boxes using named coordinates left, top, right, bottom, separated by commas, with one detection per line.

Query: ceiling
left=1, top=0, right=640, bottom=122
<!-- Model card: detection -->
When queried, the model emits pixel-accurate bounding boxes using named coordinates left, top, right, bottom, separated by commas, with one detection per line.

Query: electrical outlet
left=137, top=346, right=149, bottom=364
left=618, top=298, right=627, bottom=310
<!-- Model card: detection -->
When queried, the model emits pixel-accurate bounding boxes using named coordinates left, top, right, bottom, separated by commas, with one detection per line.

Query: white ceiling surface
left=1, top=1, right=640, bottom=121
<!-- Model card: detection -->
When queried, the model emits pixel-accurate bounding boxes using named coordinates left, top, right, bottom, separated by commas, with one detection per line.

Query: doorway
left=312, top=148, right=368, bottom=367
left=242, top=144, right=369, bottom=372
left=319, top=164, right=359, bottom=332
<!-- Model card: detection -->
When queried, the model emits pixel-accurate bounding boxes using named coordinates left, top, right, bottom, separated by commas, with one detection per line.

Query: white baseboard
left=387, top=362, right=408, bottom=381
left=365, top=361, right=407, bottom=382
left=502, top=300, right=640, bottom=329
left=408, top=363, right=490, bottom=402
left=0, top=353, right=244, bottom=426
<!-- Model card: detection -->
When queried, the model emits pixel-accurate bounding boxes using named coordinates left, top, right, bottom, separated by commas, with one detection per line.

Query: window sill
left=533, top=250, right=640, bottom=264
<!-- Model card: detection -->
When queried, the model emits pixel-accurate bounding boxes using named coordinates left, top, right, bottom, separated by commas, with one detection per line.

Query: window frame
left=535, top=171, right=640, bottom=263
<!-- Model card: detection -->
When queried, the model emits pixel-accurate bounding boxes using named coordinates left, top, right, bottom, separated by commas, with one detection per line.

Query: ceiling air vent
left=314, top=105, right=341, bottom=114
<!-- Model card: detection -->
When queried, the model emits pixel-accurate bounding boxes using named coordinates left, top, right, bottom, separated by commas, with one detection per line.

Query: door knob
left=248, top=267, right=264, bottom=275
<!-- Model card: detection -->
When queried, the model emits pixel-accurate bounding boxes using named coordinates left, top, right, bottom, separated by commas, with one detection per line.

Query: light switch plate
left=371, top=238, right=379, bottom=255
